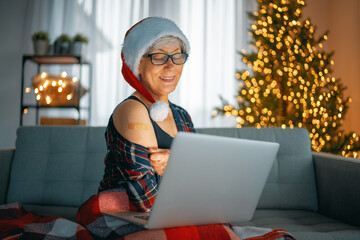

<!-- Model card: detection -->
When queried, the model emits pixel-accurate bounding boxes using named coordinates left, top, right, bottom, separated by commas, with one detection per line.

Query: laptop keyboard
left=135, top=215, right=150, bottom=221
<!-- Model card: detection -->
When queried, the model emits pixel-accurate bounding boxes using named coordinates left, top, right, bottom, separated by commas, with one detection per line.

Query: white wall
left=0, top=0, right=28, bottom=148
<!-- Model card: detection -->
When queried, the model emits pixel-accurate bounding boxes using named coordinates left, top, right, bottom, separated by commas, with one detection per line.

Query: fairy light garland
left=28, top=71, right=87, bottom=107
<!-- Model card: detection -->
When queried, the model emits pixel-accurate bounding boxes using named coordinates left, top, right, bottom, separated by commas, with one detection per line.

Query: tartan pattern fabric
left=75, top=189, right=295, bottom=240
left=231, top=226, right=296, bottom=240
left=169, top=101, right=196, bottom=133
left=99, top=101, right=195, bottom=212
left=0, top=198, right=296, bottom=240
left=77, top=189, right=242, bottom=240
left=0, top=202, right=92, bottom=240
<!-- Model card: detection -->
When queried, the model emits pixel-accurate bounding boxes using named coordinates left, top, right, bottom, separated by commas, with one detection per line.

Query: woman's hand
left=148, top=148, right=170, bottom=176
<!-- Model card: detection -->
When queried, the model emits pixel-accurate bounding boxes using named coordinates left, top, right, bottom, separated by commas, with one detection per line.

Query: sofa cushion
left=234, top=210, right=360, bottom=240
left=197, top=127, right=317, bottom=211
left=7, top=126, right=107, bottom=207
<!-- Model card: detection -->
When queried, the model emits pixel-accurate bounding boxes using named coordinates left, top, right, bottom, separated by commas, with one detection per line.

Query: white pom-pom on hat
left=149, top=101, right=170, bottom=122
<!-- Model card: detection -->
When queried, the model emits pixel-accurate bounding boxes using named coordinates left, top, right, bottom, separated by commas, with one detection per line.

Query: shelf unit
left=20, top=54, right=92, bottom=125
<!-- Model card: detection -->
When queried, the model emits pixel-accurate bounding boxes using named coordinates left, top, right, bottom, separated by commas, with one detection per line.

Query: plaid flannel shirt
left=99, top=102, right=195, bottom=212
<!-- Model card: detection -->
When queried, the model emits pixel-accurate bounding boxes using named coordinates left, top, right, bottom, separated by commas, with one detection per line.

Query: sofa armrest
left=0, top=148, right=14, bottom=204
left=313, top=151, right=360, bottom=227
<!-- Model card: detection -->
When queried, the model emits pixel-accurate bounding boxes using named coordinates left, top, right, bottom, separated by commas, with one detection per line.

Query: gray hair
left=146, top=36, right=187, bottom=54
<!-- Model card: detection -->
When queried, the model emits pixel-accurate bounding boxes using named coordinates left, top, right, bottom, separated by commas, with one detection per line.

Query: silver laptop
left=105, top=132, right=279, bottom=229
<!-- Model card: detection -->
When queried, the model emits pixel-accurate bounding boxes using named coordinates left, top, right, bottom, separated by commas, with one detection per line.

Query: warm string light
left=216, top=0, right=359, bottom=158
left=29, top=71, right=87, bottom=106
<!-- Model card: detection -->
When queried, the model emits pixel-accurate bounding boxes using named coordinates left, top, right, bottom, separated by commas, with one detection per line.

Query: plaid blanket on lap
left=0, top=197, right=296, bottom=239
left=76, top=189, right=296, bottom=240
left=76, top=189, right=241, bottom=239
left=0, top=202, right=92, bottom=240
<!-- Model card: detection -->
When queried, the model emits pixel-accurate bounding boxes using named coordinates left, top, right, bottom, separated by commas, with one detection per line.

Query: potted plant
left=32, top=31, right=49, bottom=55
left=72, top=33, right=88, bottom=56
left=54, top=34, right=72, bottom=54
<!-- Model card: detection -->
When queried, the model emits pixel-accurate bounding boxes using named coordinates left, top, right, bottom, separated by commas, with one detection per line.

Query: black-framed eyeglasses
left=143, top=53, right=188, bottom=65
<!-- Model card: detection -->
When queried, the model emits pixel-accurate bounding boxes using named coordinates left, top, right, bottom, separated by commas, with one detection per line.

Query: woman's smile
left=159, top=75, right=176, bottom=82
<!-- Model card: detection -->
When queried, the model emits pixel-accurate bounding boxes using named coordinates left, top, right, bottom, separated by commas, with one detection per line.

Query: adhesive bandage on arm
left=127, top=123, right=150, bottom=130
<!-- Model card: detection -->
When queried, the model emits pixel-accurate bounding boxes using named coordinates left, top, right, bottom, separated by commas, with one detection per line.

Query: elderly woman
left=98, top=17, right=196, bottom=212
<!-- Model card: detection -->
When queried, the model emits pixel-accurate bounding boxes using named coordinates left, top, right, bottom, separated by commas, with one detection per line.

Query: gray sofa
left=1, top=126, right=360, bottom=240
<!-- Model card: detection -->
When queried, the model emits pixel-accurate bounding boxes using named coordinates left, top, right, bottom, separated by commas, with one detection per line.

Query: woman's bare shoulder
left=114, top=99, right=149, bottom=121
left=113, top=99, right=157, bottom=148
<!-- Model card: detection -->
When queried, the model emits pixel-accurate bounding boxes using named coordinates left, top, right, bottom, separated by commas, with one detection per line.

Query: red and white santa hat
left=121, top=17, right=190, bottom=122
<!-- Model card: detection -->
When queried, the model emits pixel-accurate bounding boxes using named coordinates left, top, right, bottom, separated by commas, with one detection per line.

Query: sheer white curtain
left=23, top=0, right=254, bottom=127
left=89, top=0, right=150, bottom=125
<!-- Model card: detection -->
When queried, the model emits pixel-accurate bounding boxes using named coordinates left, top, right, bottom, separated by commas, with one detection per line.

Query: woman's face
left=138, top=42, right=184, bottom=101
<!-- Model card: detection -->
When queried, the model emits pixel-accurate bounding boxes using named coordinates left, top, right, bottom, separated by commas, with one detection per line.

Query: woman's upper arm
left=113, top=100, right=158, bottom=148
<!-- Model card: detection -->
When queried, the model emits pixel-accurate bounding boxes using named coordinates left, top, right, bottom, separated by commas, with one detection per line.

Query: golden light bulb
left=61, top=71, right=67, bottom=78
left=46, top=96, right=51, bottom=104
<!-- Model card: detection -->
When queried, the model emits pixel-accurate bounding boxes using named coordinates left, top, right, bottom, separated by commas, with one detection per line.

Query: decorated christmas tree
left=215, top=0, right=360, bottom=158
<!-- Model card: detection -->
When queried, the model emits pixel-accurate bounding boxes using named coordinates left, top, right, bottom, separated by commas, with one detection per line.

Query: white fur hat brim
left=122, top=17, right=190, bottom=77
